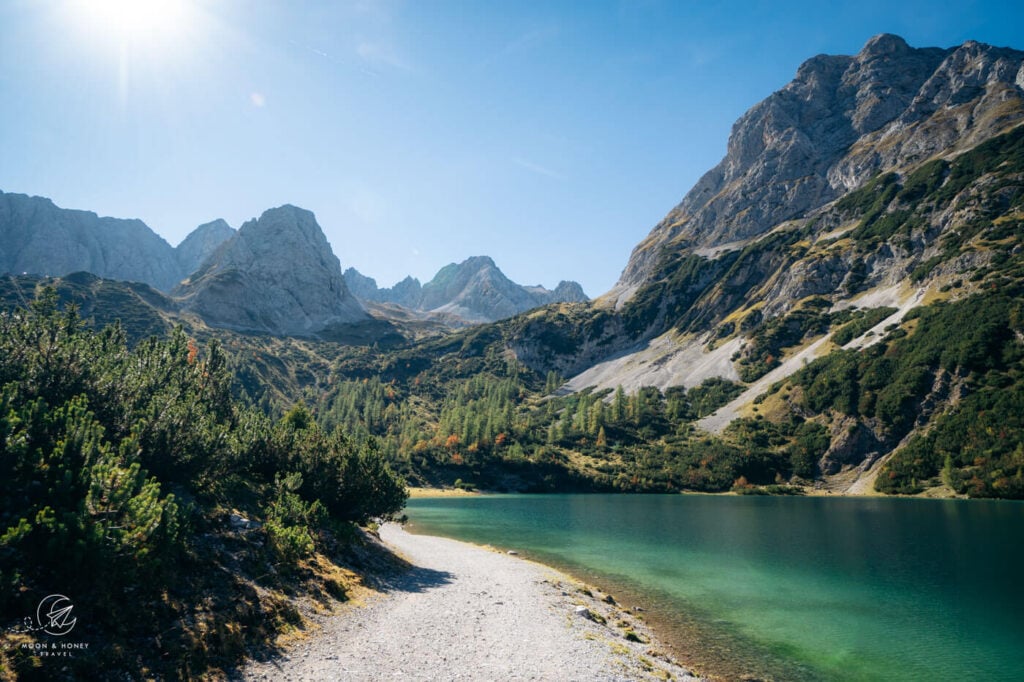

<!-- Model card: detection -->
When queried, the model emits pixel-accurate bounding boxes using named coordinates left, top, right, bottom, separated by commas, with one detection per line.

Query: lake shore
left=407, top=485, right=481, bottom=498
left=238, top=523, right=702, bottom=681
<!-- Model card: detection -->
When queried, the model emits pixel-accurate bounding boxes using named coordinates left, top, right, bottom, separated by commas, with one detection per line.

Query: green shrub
left=265, top=473, right=325, bottom=563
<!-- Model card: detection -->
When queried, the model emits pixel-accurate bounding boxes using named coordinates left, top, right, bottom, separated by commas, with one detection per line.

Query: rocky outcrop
left=0, top=191, right=184, bottom=291
left=526, top=280, right=589, bottom=306
left=819, top=417, right=885, bottom=476
left=344, top=258, right=589, bottom=323
left=342, top=267, right=385, bottom=302
left=614, top=35, right=1024, bottom=295
left=176, top=219, right=235, bottom=276
left=176, top=205, right=367, bottom=335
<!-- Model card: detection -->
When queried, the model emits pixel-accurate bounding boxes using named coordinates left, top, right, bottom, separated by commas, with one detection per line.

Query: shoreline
left=239, top=523, right=702, bottom=681
left=409, top=483, right=966, bottom=500
left=400, top=519, right=727, bottom=681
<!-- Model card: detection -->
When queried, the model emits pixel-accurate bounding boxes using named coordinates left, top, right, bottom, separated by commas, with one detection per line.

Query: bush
left=265, top=473, right=325, bottom=563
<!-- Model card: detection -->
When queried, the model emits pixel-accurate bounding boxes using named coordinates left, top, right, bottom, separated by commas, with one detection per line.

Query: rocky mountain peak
left=857, top=33, right=912, bottom=60
left=550, top=280, right=588, bottom=302
left=175, top=219, right=235, bottom=275
left=0, top=190, right=184, bottom=291
left=176, top=204, right=367, bottom=335
left=463, top=255, right=497, bottom=269
left=612, top=35, right=1024, bottom=299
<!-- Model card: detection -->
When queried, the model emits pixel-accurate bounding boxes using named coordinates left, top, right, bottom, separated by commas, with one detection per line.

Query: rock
left=342, top=267, right=384, bottom=302
left=819, top=416, right=885, bottom=475
left=175, top=219, right=235, bottom=275
left=229, top=513, right=251, bottom=530
left=176, top=205, right=369, bottom=335
left=573, top=606, right=593, bottom=620
left=0, top=192, right=240, bottom=292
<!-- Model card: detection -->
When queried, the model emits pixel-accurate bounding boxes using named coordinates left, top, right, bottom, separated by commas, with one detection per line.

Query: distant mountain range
left=0, top=190, right=234, bottom=291
left=344, top=258, right=587, bottom=324
left=0, top=190, right=586, bottom=334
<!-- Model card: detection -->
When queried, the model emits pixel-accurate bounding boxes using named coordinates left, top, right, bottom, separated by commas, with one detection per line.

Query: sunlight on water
left=405, top=495, right=1024, bottom=681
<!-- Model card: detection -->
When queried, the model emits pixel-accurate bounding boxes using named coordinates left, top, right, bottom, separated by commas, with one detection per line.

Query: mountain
left=612, top=33, right=1024, bottom=302
left=1, top=188, right=588, bottom=330
left=343, top=271, right=426, bottom=309
left=0, top=190, right=238, bottom=292
left=491, top=34, right=1024, bottom=494
left=342, top=267, right=386, bottom=302
left=175, top=218, right=236, bottom=275
left=0, top=271, right=177, bottom=343
left=175, top=205, right=368, bottom=336
left=0, top=190, right=185, bottom=291
left=533, top=34, right=1024, bottom=394
left=344, top=256, right=589, bottom=323
left=7, top=35, right=1024, bottom=499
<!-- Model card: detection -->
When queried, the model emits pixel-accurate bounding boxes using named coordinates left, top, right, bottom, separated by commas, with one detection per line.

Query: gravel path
left=238, top=524, right=699, bottom=681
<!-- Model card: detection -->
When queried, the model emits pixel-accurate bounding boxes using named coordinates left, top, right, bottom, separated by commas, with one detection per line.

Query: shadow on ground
left=223, top=525, right=454, bottom=680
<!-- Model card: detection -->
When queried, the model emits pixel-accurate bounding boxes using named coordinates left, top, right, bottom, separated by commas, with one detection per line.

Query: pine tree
left=612, top=386, right=626, bottom=423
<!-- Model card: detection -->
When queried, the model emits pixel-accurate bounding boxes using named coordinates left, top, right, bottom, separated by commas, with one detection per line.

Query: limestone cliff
left=0, top=191, right=242, bottom=292
left=176, top=205, right=367, bottom=335
left=175, top=219, right=235, bottom=276
left=613, top=34, right=1024, bottom=299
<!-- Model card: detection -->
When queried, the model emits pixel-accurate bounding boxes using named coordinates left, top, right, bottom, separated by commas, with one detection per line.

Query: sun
left=70, top=0, right=190, bottom=44
left=93, top=0, right=185, bottom=36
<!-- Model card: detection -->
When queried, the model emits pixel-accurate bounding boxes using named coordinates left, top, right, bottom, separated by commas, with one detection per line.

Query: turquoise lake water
left=404, top=494, right=1024, bottom=681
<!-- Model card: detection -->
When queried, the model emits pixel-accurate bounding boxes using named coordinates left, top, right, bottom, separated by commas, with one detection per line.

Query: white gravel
left=563, top=333, right=742, bottom=396
left=237, top=524, right=700, bottom=681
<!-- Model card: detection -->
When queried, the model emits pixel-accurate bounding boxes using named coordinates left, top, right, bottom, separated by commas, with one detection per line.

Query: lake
left=404, top=494, right=1024, bottom=681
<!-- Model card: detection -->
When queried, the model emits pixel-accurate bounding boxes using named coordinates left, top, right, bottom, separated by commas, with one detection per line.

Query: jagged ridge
left=0, top=191, right=235, bottom=291
left=344, top=257, right=588, bottom=323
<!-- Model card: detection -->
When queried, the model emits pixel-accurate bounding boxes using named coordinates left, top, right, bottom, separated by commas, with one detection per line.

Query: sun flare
left=71, top=0, right=189, bottom=42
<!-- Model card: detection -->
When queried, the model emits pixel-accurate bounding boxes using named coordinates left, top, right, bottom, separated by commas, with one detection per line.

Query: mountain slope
left=540, top=35, right=1024, bottom=394
left=176, top=205, right=368, bottom=336
left=305, top=35, right=1024, bottom=497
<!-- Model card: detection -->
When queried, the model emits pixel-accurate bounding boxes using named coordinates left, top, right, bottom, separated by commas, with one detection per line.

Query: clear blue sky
left=2, top=1, right=1022, bottom=296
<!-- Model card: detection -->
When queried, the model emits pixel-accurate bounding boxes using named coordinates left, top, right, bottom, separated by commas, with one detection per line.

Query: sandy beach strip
left=238, top=523, right=701, bottom=681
